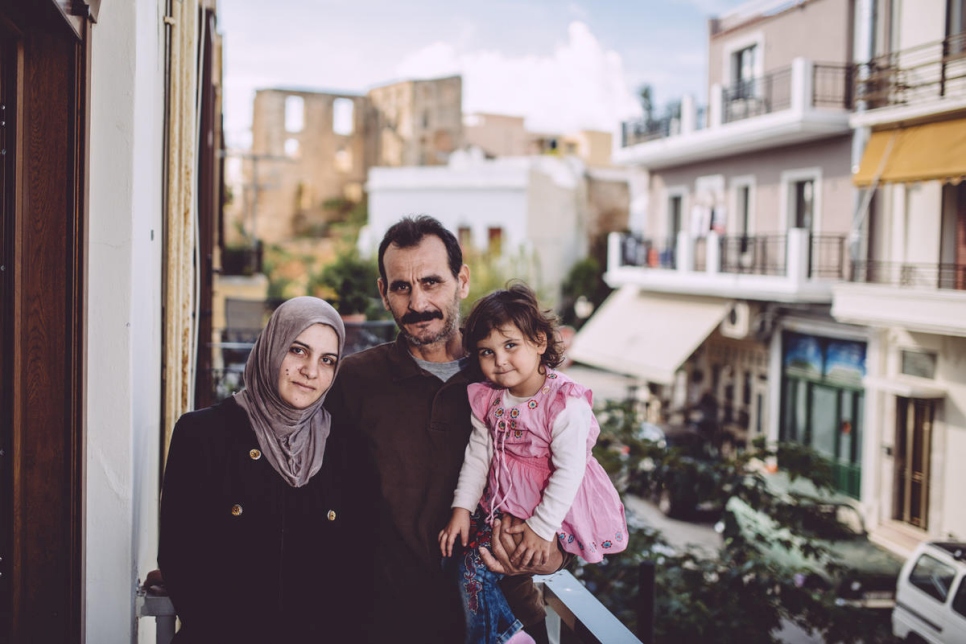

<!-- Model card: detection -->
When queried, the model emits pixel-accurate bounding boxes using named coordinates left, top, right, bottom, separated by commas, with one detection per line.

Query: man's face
left=379, top=235, right=469, bottom=348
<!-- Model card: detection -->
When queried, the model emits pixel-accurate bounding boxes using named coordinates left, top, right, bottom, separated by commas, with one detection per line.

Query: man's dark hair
left=463, top=281, right=565, bottom=369
left=377, top=215, right=463, bottom=283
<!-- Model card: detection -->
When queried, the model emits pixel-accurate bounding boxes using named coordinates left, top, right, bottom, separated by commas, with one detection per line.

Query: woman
left=159, top=296, right=353, bottom=643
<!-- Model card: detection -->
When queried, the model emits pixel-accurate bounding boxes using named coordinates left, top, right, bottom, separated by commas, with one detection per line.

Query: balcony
left=832, top=260, right=966, bottom=336
left=615, top=58, right=852, bottom=170
left=852, top=33, right=966, bottom=128
left=606, top=228, right=846, bottom=303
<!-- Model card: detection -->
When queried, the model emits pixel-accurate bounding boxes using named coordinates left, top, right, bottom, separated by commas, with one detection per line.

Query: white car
left=892, top=541, right=966, bottom=643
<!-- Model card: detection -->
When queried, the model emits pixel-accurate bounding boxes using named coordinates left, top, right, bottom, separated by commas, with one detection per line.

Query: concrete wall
left=709, top=0, right=853, bottom=90
left=464, top=112, right=529, bottom=157
left=87, top=1, right=165, bottom=641
left=249, top=89, right=369, bottom=243
left=897, top=0, right=948, bottom=50
left=649, top=135, right=853, bottom=239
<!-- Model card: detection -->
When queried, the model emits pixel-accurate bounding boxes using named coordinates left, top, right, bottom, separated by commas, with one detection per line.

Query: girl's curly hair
left=462, top=281, right=564, bottom=369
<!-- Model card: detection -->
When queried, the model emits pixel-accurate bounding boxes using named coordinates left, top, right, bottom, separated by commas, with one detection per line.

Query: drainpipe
left=849, top=0, right=876, bottom=263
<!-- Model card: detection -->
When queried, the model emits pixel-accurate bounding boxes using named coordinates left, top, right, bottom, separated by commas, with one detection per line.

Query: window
left=285, top=95, right=304, bottom=133
left=901, top=350, right=938, bottom=379
left=284, top=138, right=300, bottom=158
left=909, top=554, right=957, bottom=602
left=732, top=45, right=757, bottom=98
left=953, top=575, right=966, bottom=617
left=334, top=147, right=352, bottom=173
left=458, top=226, right=471, bottom=249
left=333, top=98, right=354, bottom=136
left=487, top=227, right=503, bottom=256
left=793, top=180, right=815, bottom=230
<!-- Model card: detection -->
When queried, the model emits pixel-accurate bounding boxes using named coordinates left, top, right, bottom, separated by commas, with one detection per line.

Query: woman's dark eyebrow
left=291, top=340, right=311, bottom=350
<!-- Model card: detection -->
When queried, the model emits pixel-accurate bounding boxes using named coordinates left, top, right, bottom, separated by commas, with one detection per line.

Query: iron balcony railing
left=617, top=232, right=847, bottom=280
left=621, top=62, right=851, bottom=145
left=850, top=260, right=966, bottom=290
left=854, top=32, right=966, bottom=110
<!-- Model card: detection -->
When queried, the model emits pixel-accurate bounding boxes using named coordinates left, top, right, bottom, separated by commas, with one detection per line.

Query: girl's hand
left=510, top=522, right=555, bottom=568
left=438, top=508, right=471, bottom=557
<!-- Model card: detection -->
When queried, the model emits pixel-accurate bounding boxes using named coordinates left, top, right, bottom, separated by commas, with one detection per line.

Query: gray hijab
left=234, top=296, right=345, bottom=488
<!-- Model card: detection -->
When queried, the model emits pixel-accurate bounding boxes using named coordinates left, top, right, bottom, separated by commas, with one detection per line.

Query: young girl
left=439, top=283, right=628, bottom=644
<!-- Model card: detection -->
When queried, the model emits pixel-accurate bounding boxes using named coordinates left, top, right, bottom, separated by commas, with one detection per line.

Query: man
left=329, top=215, right=563, bottom=643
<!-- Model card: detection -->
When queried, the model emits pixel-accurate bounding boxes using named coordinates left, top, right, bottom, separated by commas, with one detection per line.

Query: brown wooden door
left=0, top=3, right=89, bottom=642
left=894, top=396, right=934, bottom=530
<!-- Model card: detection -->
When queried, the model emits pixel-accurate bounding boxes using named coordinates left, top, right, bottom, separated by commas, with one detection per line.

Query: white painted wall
left=366, top=154, right=588, bottom=300
left=897, top=0, right=948, bottom=50
left=88, top=2, right=165, bottom=642
left=902, top=182, right=943, bottom=263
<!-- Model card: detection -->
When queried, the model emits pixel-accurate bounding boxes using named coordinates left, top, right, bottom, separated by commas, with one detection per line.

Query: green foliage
left=559, top=256, right=611, bottom=328
left=580, top=402, right=895, bottom=643
left=310, top=248, right=381, bottom=316
left=461, top=244, right=547, bottom=317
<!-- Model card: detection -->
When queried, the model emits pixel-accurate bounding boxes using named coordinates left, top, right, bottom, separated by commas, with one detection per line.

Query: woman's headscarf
left=234, top=296, right=346, bottom=488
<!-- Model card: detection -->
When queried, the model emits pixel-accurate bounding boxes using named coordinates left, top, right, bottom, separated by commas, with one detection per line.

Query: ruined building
left=236, top=75, right=463, bottom=245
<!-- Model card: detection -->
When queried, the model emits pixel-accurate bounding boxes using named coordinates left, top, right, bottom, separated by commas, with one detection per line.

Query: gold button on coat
left=327, top=510, right=336, bottom=521
left=231, top=504, right=243, bottom=516
left=249, top=449, right=261, bottom=460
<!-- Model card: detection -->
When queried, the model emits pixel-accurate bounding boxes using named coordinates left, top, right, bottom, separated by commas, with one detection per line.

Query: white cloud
left=395, top=21, right=642, bottom=134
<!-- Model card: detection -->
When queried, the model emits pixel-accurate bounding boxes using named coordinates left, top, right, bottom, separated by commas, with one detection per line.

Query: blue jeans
left=456, top=512, right=525, bottom=644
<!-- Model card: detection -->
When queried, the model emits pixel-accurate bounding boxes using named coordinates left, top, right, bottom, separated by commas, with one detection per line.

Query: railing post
left=791, top=57, right=812, bottom=112
left=786, top=229, right=810, bottom=283
left=709, top=83, right=723, bottom=127
left=608, top=231, right=623, bottom=273
left=676, top=231, right=694, bottom=273
left=706, top=231, right=721, bottom=274
left=638, top=561, right=655, bottom=644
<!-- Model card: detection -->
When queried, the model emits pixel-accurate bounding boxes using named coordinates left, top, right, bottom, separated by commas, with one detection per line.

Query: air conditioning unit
left=720, top=301, right=755, bottom=339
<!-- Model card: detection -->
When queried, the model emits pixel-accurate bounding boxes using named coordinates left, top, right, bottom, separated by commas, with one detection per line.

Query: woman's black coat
left=158, top=397, right=356, bottom=643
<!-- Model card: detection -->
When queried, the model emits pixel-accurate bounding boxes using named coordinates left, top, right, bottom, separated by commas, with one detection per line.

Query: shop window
left=901, top=350, right=937, bottom=379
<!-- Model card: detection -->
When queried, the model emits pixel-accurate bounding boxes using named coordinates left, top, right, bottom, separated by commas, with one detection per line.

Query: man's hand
left=479, top=516, right=562, bottom=576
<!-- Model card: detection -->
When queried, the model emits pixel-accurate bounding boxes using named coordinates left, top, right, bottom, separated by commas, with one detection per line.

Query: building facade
left=573, top=0, right=866, bottom=488
left=832, top=0, right=966, bottom=551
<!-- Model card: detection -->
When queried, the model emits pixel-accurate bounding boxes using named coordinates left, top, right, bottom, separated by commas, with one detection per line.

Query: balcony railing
left=854, top=32, right=966, bottom=110
left=138, top=570, right=644, bottom=644
left=850, top=260, right=966, bottom=290
left=722, top=67, right=793, bottom=124
left=621, top=60, right=851, bottom=146
left=615, top=231, right=847, bottom=281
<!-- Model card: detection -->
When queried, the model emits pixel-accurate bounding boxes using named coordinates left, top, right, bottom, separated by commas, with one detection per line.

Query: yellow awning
left=854, top=119, right=966, bottom=186
left=568, top=286, right=732, bottom=385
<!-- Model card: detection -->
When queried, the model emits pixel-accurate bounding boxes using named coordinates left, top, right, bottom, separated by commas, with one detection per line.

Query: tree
left=310, top=247, right=381, bottom=317
left=581, top=401, right=895, bottom=643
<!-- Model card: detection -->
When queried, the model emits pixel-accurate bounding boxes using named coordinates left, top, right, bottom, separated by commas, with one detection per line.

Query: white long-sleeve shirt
left=451, top=391, right=591, bottom=541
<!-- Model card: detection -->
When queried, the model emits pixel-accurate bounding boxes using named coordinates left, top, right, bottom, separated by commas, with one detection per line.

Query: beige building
left=464, top=111, right=615, bottom=167
left=237, top=75, right=463, bottom=244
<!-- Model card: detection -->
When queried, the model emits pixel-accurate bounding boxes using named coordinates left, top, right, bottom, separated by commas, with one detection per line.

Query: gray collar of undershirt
left=413, top=355, right=470, bottom=381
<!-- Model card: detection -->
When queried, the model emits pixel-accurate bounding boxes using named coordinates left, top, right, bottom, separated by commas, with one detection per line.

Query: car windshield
left=799, top=502, right=864, bottom=539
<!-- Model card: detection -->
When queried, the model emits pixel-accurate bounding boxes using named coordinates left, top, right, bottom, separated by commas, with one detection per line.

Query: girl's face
left=277, top=323, right=340, bottom=409
left=475, top=323, right=547, bottom=398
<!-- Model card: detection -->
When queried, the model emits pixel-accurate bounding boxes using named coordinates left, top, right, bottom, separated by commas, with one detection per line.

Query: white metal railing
left=136, top=569, right=642, bottom=644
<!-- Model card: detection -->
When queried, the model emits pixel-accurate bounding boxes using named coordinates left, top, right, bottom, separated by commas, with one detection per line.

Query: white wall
left=88, top=1, right=165, bottom=642
left=897, top=0, right=948, bottom=50
left=902, top=182, right=943, bottom=263
left=366, top=156, right=587, bottom=298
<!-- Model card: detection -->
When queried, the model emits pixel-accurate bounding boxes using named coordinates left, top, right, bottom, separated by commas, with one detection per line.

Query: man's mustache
left=400, top=310, right=443, bottom=325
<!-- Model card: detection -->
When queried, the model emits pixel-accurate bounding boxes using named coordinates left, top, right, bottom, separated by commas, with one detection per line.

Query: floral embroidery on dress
left=527, top=399, right=538, bottom=409
left=497, top=419, right=507, bottom=431
left=509, top=408, right=520, bottom=419
left=513, top=430, right=523, bottom=439
left=547, top=372, right=558, bottom=379
left=494, top=407, right=504, bottom=417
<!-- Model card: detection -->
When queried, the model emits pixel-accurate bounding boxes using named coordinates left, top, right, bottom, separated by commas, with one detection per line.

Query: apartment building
left=832, top=0, right=966, bottom=552
left=572, top=0, right=866, bottom=489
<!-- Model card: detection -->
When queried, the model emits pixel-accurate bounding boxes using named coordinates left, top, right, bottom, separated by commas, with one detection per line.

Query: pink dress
left=468, top=370, right=628, bottom=563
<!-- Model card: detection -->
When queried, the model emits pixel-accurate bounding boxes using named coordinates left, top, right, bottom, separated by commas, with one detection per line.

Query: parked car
left=720, top=472, right=903, bottom=609
left=892, top=540, right=966, bottom=643
left=631, top=421, right=722, bottom=519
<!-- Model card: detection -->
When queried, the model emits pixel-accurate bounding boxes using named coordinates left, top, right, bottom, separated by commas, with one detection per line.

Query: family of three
left=158, top=215, right=628, bottom=643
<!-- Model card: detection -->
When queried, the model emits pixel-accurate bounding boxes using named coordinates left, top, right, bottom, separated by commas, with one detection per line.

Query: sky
left=217, top=0, right=750, bottom=149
